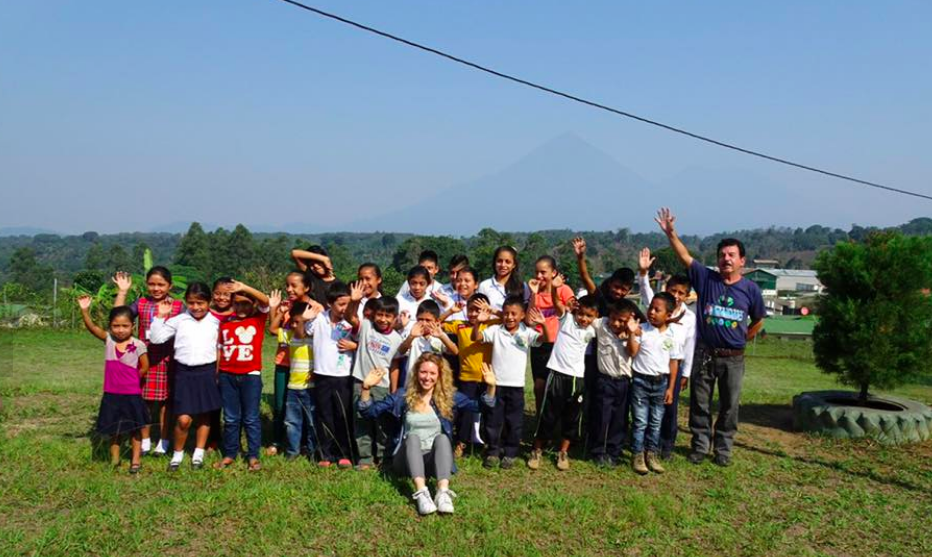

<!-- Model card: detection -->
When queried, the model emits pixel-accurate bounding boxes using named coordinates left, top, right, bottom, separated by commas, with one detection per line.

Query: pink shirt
left=104, top=336, right=147, bottom=395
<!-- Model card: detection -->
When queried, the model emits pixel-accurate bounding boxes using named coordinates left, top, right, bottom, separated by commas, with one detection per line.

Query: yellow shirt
left=443, top=320, right=494, bottom=383
left=280, top=329, right=314, bottom=389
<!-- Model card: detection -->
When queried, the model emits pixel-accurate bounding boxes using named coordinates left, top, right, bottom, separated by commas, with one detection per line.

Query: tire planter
left=792, top=390, right=932, bottom=445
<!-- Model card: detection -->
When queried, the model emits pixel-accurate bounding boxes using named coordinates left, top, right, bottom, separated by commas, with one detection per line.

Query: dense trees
left=2, top=218, right=931, bottom=302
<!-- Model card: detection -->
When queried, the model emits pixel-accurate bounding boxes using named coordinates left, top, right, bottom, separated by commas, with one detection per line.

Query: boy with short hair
left=304, top=281, right=357, bottom=468
left=628, top=292, right=682, bottom=475
left=528, top=278, right=599, bottom=472
left=397, top=250, right=446, bottom=297
left=346, top=285, right=403, bottom=470
left=270, top=299, right=324, bottom=461
left=397, top=299, right=459, bottom=391
left=475, top=295, right=550, bottom=469
left=638, top=247, right=696, bottom=460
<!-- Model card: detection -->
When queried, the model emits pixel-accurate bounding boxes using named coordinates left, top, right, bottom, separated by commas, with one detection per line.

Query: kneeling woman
left=358, top=353, right=496, bottom=515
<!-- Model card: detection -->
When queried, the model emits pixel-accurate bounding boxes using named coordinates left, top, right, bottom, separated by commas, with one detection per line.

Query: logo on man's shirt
left=705, top=295, right=745, bottom=329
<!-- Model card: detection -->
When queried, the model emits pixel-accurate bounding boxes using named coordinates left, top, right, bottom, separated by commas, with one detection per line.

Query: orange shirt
left=533, top=284, right=576, bottom=343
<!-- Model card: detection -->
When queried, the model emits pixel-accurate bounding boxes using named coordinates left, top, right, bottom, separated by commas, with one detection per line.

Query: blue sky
left=2, top=0, right=930, bottom=234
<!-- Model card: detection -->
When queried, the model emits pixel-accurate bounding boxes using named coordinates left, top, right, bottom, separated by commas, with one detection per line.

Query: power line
left=272, top=0, right=932, bottom=202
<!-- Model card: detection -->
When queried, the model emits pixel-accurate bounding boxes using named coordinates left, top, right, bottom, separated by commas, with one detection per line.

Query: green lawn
left=1, top=330, right=931, bottom=556
left=762, top=315, right=818, bottom=335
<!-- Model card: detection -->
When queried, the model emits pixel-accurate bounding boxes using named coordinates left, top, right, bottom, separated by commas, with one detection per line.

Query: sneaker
left=483, top=455, right=500, bottom=469
left=191, top=460, right=204, bottom=470
left=167, top=461, right=180, bottom=473
left=527, top=449, right=542, bottom=470
left=337, top=458, right=353, bottom=469
left=660, top=448, right=673, bottom=461
left=500, top=456, right=516, bottom=470
left=412, top=488, right=437, bottom=516
left=713, top=453, right=732, bottom=467
left=646, top=452, right=665, bottom=474
left=434, top=488, right=457, bottom=514
left=687, top=451, right=706, bottom=465
left=632, top=452, right=649, bottom=475
left=556, top=451, right=570, bottom=471
left=318, top=460, right=332, bottom=468
left=454, top=443, right=466, bottom=459
left=152, top=447, right=167, bottom=458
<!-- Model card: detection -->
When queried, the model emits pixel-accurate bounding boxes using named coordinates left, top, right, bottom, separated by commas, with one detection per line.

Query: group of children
left=82, top=238, right=695, bottom=476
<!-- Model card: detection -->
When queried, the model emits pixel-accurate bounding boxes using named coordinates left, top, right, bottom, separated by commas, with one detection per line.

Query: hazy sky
left=2, top=1, right=930, bottom=234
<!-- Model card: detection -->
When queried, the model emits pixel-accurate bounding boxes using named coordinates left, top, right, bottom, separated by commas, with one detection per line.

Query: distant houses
left=743, top=268, right=823, bottom=297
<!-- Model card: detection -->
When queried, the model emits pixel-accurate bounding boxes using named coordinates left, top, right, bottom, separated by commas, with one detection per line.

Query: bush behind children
left=83, top=209, right=762, bottom=515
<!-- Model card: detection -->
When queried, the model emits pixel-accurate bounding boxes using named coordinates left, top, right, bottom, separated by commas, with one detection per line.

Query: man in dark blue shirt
left=655, top=208, right=765, bottom=466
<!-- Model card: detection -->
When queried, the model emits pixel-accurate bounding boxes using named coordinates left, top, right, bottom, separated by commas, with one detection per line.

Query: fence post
left=53, top=278, right=58, bottom=328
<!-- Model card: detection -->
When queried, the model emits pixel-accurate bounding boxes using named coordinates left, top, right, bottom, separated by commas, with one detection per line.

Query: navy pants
left=455, top=381, right=483, bottom=445
left=484, top=386, right=524, bottom=458
left=660, top=367, right=684, bottom=452
left=219, top=372, right=263, bottom=460
left=588, top=374, right=631, bottom=459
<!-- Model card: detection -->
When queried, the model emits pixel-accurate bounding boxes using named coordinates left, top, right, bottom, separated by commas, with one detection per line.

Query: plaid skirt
left=141, top=344, right=173, bottom=402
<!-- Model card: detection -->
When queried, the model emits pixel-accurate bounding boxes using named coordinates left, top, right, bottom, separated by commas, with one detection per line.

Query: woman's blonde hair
left=404, top=352, right=455, bottom=420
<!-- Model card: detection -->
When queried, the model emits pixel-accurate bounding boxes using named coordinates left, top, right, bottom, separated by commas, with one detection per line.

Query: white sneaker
left=412, top=488, right=437, bottom=516
left=434, top=488, right=456, bottom=514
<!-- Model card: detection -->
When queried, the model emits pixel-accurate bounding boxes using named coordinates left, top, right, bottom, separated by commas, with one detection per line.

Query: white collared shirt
left=477, top=277, right=531, bottom=311
left=149, top=311, right=220, bottom=366
left=638, top=273, right=697, bottom=377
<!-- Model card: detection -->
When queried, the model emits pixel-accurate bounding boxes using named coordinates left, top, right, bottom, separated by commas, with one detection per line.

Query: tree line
left=3, top=218, right=932, bottom=302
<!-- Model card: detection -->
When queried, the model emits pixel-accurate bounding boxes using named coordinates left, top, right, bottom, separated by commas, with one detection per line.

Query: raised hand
left=157, top=299, right=174, bottom=318
left=302, top=300, right=323, bottom=322
left=572, top=237, right=587, bottom=257
left=526, top=306, right=545, bottom=327
left=527, top=278, right=540, bottom=294
left=552, top=273, right=565, bottom=289
left=625, top=317, right=640, bottom=336
left=638, top=248, right=656, bottom=273
left=428, top=322, right=445, bottom=338
left=112, top=272, right=133, bottom=292
left=77, top=295, right=92, bottom=311
left=230, top=279, right=246, bottom=292
left=480, top=362, right=497, bottom=387
left=268, top=289, right=282, bottom=310
left=430, top=288, right=451, bottom=308
left=409, top=321, right=425, bottom=338
left=363, top=368, right=387, bottom=389
left=474, top=298, right=492, bottom=316
left=349, top=280, right=365, bottom=302
left=655, top=207, right=676, bottom=235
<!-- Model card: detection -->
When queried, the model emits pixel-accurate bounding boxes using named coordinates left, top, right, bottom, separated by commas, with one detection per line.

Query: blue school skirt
left=96, top=393, right=150, bottom=436
left=173, top=362, right=221, bottom=416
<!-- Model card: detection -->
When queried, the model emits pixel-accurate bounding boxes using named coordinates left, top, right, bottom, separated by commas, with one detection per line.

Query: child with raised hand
left=291, top=245, right=336, bottom=307
left=215, top=281, right=271, bottom=471
left=78, top=295, right=150, bottom=473
left=270, top=298, right=324, bottom=461
left=113, top=268, right=183, bottom=457
left=588, top=299, right=639, bottom=467
left=638, top=247, right=696, bottom=460
left=628, top=292, right=682, bottom=475
left=528, top=278, right=599, bottom=472
left=477, top=246, right=530, bottom=311
left=149, top=282, right=222, bottom=471
left=398, top=266, right=450, bottom=334
left=474, top=295, right=550, bottom=468
left=573, top=237, right=636, bottom=316
left=397, top=300, right=459, bottom=391
left=527, top=257, right=576, bottom=415
left=268, top=271, right=314, bottom=457
left=304, top=281, right=357, bottom=468
left=439, top=289, right=495, bottom=458
left=210, top=277, right=236, bottom=320
left=346, top=281, right=404, bottom=470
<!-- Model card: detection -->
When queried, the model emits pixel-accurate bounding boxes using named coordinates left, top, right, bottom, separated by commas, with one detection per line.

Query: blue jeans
left=284, top=388, right=317, bottom=458
left=631, top=374, right=668, bottom=454
left=219, top=372, right=263, bottom=460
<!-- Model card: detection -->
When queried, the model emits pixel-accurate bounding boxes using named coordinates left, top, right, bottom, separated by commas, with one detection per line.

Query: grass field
left=1, top=330, right=931, bottom=556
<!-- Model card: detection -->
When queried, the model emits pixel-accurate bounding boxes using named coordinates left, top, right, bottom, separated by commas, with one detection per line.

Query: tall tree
left=174, top=222, right=213, bottom=280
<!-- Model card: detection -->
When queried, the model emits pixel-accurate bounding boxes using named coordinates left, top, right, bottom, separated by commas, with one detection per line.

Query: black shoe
left=167, top=462, right=180, bottom=472
left=500, top=456, right=516, bottom=470
left=191, top=461, right=204, bottom=470
left=483, top=455, right=500, bottom=469
left=660, top=449, right=673, bottom=461
left=687, top=451, right=706, bottom=465
left=713, top=454, right=731, bottom=467
left=593, top=455, right=614, bottom=468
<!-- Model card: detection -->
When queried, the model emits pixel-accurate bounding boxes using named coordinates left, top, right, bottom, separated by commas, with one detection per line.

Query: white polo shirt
left=481, top=323, right=542, bottom=388
left=477, top=277, right=531, bottom=311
